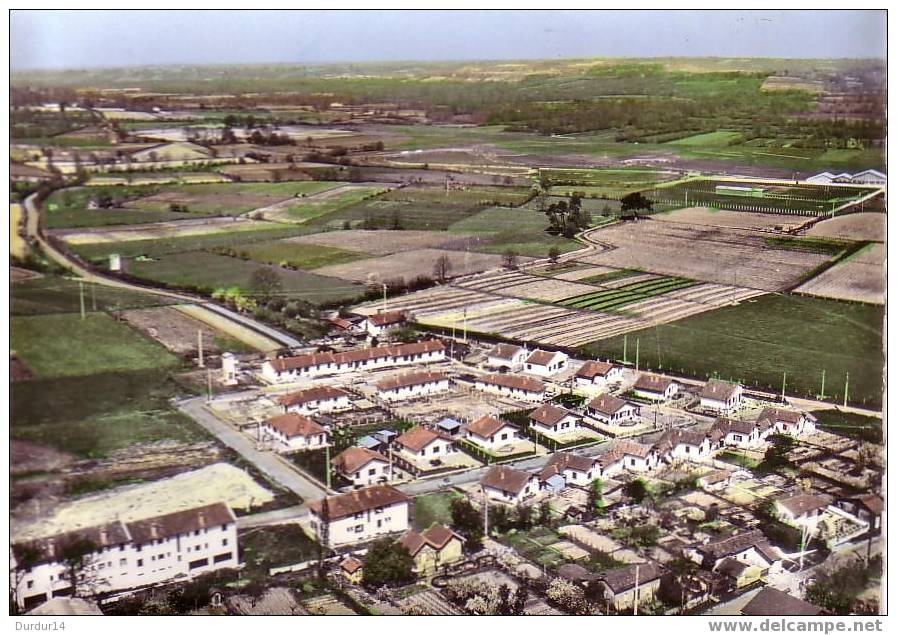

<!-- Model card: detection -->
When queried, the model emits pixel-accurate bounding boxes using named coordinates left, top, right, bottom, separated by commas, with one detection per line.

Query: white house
left=654, top=428, right=712, bottom=462
left=806, top=171, right=836, bottom=184
left=774, top=493, right=833, bottom=535
left=473, top=373, right=545, bottom=402
left=575, top=360, right=623, bottom=390
left=393, top=426, right=457, bottom=464
left=485, top=343, right=529, bottom=370
left=587, top=394, right=641, bottom=425
left=699, top=380, right=743, bottom=415
left=528, top=403, right=579, bottom=436
left=11, top=503, right=239, bottom=611
left=332, top=446, right=391, bottom=487
left=307, top=485, right=410, bottom=548
left=261, top=413, right=329, bottom=452
left=539, top=452, right=598, bottom=488
left=277, top=386, right=352, bottom=415
left=691, top=529, right=784, bottom=575
left=633, top=374, right=678, bottom=401
left=756, top=407, right=816, bottom=437
left=261, top=340, right=445, bottom=383
left=480, top=465, right=541, bottom=505
left=708, top=417, right=772, bottom=449
left=851, top=168, right=886, bottom=185
left=359, top=311, right=407, bottom=337
left=600, top=439, right=659, bottom=474
left=462, top=416, right=521, bottom=452
left=376, top=371, right=450, bottom=402
left=523, top=349, right=568, bottom=377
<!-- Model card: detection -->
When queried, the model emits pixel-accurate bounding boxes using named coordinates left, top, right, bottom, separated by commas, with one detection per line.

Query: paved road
left=23, top=192, right=302, bottom=350
left=236, top=504, right=309, bottom=529
left=177, top=396, right=329, bottom=501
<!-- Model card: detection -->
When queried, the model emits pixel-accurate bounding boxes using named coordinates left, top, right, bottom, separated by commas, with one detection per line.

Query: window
left=354, top=525, right=364, bottom=533
left=137, top=559, right=144, bottom=567
left=368, top=468, right=376, bottom=476
left=27, top=581, right=33, bottom=589
left=501, top=433, right=508, bottom=440
left=194, top=530, right=201, bottom=536
left=222, top=538, right=228, bottom=547
left=136, top=544, right=142, bottom=552
left=221, top=524, right=228, bottom=531
left=120, top=559, right=127, bottom=567
left=354, top=512, right=364, bottom=519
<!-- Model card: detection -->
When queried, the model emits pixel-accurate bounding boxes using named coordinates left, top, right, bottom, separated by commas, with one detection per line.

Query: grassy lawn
left=582, top=294, right=884, bottom=409
left=577, top=269, right=642, bottom=285
left=239, top=525, right=322, bottom=582
left=314, top=198, right=483, bottom=231
left=12, top=276, right=181, bottom=316
left=717, top=450, right=761, bottom=470
left=666, top=131, right=744, bottom=146
left=281, top=185, right=388, bottom=222
left=448, top=206, right=581, bottom=257
left=127, top=251, right=363, bottom=303
left=413, top=491, right=463, bottom=531
left=236, top=240, right=368, bottom=270
left=810, top=409, right=883, bottom=444
left=11, top=312, right=180, bottom=378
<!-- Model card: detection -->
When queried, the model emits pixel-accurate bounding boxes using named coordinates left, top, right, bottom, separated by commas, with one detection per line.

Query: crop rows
left=561, top=276, right=697, bottom=311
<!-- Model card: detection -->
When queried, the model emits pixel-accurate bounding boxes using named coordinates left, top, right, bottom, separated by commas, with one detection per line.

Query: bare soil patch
left=806, top=213, right=886, bottom=242
left=10, top=266, right=43, bottom=284
left=54, top=217, right=276, bottom=244
left=316, top=248, right=512, bottom=283
left=10, top=355, right=35, bottom=382
left=283, top=229, right=493, bottom=255
left=654, top=206, right=814, bottom=232
left=119, top=305, right=233, bottom=355
left=11, top=440, right=75, bottom=476
left=796, top=243, right=885, bottom=305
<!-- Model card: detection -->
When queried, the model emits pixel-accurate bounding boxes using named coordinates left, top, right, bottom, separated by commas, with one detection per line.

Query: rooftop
left=265, top=413, right=327, bottom=439
left=741, top=587, right=822, bottom=616
left=576, top=360, right=617, bottom=380
left=700, top=379, right=741, bottom=402
left=477, top=373, right=545, bottom=393
left=333, top=446, right=389, bottom=475
left=395, top=425, right=453, bottom=452
left=308, top=485, right=410, bottom=522
left=277, top=386, right=349, bottom=407
left=464, top=415, right=515, bottom=439
left=481, top=465, right=534, bottom=495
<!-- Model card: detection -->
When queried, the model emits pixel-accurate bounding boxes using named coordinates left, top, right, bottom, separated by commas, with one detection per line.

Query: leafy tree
left=760, top=434, right=796, bottom=472
left=489, top=505, right=512, bottom=534
left=450, top=498, right=483, bottom=552
left=588, top=479, right=605, bottom=518
left=515, top=504, right=533, bottom=531
left=548, top=246, right=561, bottom=266
left=624, top=478, right=649, bottom=504
left=538, top=500, right=553, bottom=526
left=620, top=192, right=653, bottom=215
left=249, top=266, right=283, bottom=300
left=59, top=536, right=102, bottom=597
left=362, top=538, right=415, bottom=588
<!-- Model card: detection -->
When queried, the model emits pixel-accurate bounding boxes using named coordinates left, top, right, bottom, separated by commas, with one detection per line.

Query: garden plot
left=281, top=229, right=491, bottom=256
left=653, top=206, right=814, bottom=231
left=456, top=270, right=597, bottom=302
left=259, top=183, right=392, bottom=224
left=560, top=276, right=698, bottom=311
left=315, top=249, right=515, bottom=284
left=550, top=265, right=618, bottom=281
left=14, top=463, right=273, bottom=541
left=124, top=184, right=323, bottom=216
left=54, top=217, right=277, bottom=245
left=796, top=242, right=885, bottom=305
left=119, top=305, right=238, bottom=354
left=579, top=220, right=829, bottom=291
left=806, top=212, right=886, bottom=242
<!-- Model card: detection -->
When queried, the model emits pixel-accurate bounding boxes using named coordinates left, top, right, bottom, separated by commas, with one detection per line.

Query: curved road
left=23, top=192, right=302, bottom=350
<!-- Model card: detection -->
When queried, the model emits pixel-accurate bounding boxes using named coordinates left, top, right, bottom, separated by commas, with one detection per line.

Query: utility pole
left=843, top=372, right=850, bottom=408
left=781, top=371, right=787, bottom=402
left=635, top=338, right=640, bottom=372
left=382, top=283, right=388, bottom=313
left=633, top=564, right=640, bottom=616
left=197, top=329, right=205, bottom=368
left=483, top=486, right=489, bottom=537
left=91, top=283, right=97, bottom=311
left=623, top=334, right=628, bottom=364
left=78, top=281, right=86, bottom=320
left=325, top=444, right=332, bottom=490
left=462, top=308, right=468, bottom=342
left=819, top=369, right=826, bottom=399
left=206, top=369, right=213, bottom=402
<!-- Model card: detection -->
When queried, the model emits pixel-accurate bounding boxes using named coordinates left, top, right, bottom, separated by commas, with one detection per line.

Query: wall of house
left=379, top=379, right=450, bottom=402
left=344, top=461, right=390, bottom=487
left=263, top=426, right=329, bottom=452
left=311, top=501, right=409, bottom=548
left=263, top=349, right=445, bottom=383
left=466, top=426, right=518, bottom=451
left=285, top=395, right=351, bottom=415
left=604, top=578, right=662, bottom=611
left=474, top=382, right=543, bottom=402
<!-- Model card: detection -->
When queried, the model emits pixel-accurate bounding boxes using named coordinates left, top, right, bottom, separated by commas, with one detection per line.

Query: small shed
left=436, top=417, right=463, bottom=436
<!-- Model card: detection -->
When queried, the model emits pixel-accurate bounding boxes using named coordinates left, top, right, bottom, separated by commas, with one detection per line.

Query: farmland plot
left=279, top=229, right=492, bottom=256
left=579, top=220, right=829, bottom=291
left=653, top=206, right=814, bottom=231
left=54, top=217, right=278, bottom=245
left=315, top=249, right=518, bottom=284
left=795, top=243, right=885, bottom=305
left=454, top=270, right=597, bottom=302
left=259, top=183, right=391, bottom=224
left=125, top=182, right=337, bottom=215
left=560, top=276, right=698, bottom=311
left=805, top=212, right=886, bottom=242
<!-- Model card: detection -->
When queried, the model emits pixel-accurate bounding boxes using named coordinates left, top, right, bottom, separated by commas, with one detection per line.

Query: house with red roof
left=261, top=413, right=329, bottom=452
left=398, top=524, right=464, bottom=573
left=523, top=349, right=568, bottom=377
left=462, top=416, right=521, bottom=452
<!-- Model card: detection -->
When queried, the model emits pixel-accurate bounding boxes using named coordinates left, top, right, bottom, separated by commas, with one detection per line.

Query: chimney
left=198, top=511, right=206, bottom=528
left=99, top=528, right=109, bottom=545
left=150, top=524, right=158, bottom=539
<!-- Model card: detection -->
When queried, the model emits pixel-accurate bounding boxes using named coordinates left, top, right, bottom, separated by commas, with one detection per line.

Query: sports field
left=581, top=293, right=884, bottom=408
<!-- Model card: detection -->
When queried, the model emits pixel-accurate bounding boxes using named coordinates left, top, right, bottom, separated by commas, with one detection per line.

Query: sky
left=10, top=9, right=887, bottom=71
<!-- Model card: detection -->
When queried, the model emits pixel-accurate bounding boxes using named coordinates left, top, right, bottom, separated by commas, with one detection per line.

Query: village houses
left=633, top=373, right=678, bottom=402
left=774, top=493, right=833, bottom=534
left=595, top=561, right=665, bottom=612
left=485, top=343, right=529, bottom=370
left=473, top=373, right=546, bottom=402
left=398, top=524, right=465, bottom=574
left=523, top=349, right=568, bottom=377
left=539, top=452, right=598, bottom=488
left=756, top=407, right=816, bottom=437
left=575, top=360, right=623, bottom=390
left=600, top=439, right=660, bottom=474
left=12, top=503, right=239, bottom=611
left=261, top=339, right=445, bottom=383
left=699, top=380, right=743, bottom=414
left=587, top=393, right=641, bottom=426
left=308, top=485, right=410, bottom=548
left=277, top=386, right=352, bottom=415
left=462, top=415, right=521, bottom=452
left=528, top=403, right=580, bottom=437
left=261, top=413, right=329, bottom=452
left=376, top=370, right=450, bottom=402
left=358, top=311, right=408, bottom=337
left=332, top=446, right=391, bottom=487
left=688, top=529, right=785, bottom=577
left=709, top=417, right=773, bottom=449
left=654, top=428, right=713, bottom=463
left=393, top=425, right=457, bottom=469
left=480, top=465, right=542, bottom=505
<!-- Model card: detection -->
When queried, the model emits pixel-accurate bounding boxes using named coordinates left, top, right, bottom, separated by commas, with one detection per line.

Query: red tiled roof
left=464, top=415, right=515, bottom=439
left=634, top=373, right=674, bottom=393
left=269, top=340, right=444, bottom=372
left=340, top=556, right=364, bottom=574
left=540, top=452, right=595, bottom=481
left=777, top=493, right=832, bottom=517
left=526, top=349, right=564, bottom=366
left=127, top=503, right=235, bottom=543
left=742, top=588, right=821, bottom=616
left=599, top=439, right=654, bottom=467
left=487, top=343, right=525, bottom=361
left=332, top=446, right=388, bottom=475
left=277, top=386, right=349, bottom=407
left=477, top=373, right=545, bottom=393
left=654, top=428, right=707, bottom=455
left=395, top=425, right=452, bottom=452
left=366, top=311, right=407, bottom=327
left=757, top=407, right=803, bottom=425
left=399, top=524, right=462, bottom=556
left=377, top=371, right=447, bottom=392
left=576, top=360, right=617, bottom=380
left=529, top=403, right=572, bottom=426
left=700, top=380, right=741, bottom=402
left=600, top=561, right=664, bottom=594
left=307, top=485, right=409, bottom=522
left=480, top=465, right=534, bottom=495
left=588, top=393, right=631, bottom=416
left=264, top=413, right=327, bottom=438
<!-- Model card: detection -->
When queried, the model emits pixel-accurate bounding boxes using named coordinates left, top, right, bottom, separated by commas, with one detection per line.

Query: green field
left=577, top=269, right=642, bottom=285
left=236, top=240, right=368, bottom=270
left=448, top=206, right=581, bottom=257
left=561, top=276, right=696, bottom=311
left=413, top=491, right=463, bottom=531
left=12, top=275, right=180, bottom=316
left=313, top=198, right=483, bottom=231
left=380, top=185, right=532, bottom=207
left=667, top=131, right=744, bottom=146
left=127, top=251, right=363, bottom=302
left=280, top=185, right=387, bottom=222
left=46, top=208, right=199, bottom=229
left=12, top=312, right=180, bottom=378
left=238, top=525, right=321, bottom=583
left=126, top=181, right=341, bottom=215
left=581, top=294, right=884, bottom=408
